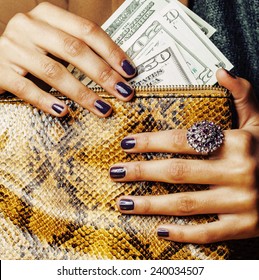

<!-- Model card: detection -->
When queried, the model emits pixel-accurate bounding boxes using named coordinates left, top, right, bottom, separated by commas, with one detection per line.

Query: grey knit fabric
left=190, top=0, right=259, bottom=96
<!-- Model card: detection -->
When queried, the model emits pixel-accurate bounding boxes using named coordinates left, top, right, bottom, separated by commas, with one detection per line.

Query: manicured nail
left=122, top=60, right=136, bottom=76
left=157, top=228, right=169, bottom=238
left=119, top=199, right=134, bottom=211
left=52, top=104, right=64, bottom=114
left=110, top=166, right=126, bottom=179
left=121, top=138, right=136, bottom=150
left=94, top=100, right=111, bottom=115
left=115, top=82, right=133, bottom=98
left=225, top=69, right=237, bottom=79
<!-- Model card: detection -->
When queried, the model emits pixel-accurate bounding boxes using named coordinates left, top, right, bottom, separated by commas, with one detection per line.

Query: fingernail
left=157, top=228, right=169, bottom=238
left=52, top=104, right=64, bottom=114
left=110, top=166, right=126, bottom=179
left=121, top=138, right=136, bottom=150
left=119, top=199, right=134, bottom=211
left=115, top=82, right=133, bottom=98
left=224, top=69, right=237, bottom=79
left=122, top=60, right=136, bottom=76
left=94, top=100, right=111, bottom=115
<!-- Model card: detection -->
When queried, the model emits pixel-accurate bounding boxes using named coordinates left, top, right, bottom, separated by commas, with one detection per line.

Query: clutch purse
left=0, top=85, right=233, bottom=260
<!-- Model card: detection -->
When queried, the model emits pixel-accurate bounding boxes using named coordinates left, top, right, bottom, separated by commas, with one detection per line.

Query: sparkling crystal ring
left=186, top=120, right=224, bottom=153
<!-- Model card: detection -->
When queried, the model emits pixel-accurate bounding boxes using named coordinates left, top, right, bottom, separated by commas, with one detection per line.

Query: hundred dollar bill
left=103, top=0, right=169, bottom=46
left=130, top=43, right=198, bottom=86
left=57, top=0, right=170, bottom=89
left=124, top=24, right=198, bottom=85
left=159, top=2, right=233, bottom=82
left=52, top=0, right=233, bottom=91
left=121, top=0, right=232, bottom=84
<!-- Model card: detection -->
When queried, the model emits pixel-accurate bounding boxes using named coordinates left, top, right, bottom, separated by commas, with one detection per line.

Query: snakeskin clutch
left=0, top=86, right=233, bottom=260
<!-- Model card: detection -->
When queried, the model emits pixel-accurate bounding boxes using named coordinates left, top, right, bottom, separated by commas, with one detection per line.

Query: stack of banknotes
left=66, top=0, right=233, bottom=88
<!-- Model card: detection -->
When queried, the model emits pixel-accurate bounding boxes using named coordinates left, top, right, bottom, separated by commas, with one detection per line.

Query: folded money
left=62, top=0, right=233, bottom=89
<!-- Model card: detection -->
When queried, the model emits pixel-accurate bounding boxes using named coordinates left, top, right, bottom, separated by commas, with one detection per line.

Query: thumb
left=216, top=68, right=259, bottom=128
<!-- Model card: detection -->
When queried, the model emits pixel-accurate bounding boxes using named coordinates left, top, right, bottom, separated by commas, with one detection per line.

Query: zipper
left=0, top=84, right=230, bottom=102
left=93, top=84, right=230, bottom=98
left=93, top=84, right=226, bottom=93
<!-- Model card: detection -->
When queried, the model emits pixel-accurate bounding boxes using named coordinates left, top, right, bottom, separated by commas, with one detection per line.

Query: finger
left=110, top=158, right=235, bottom=185
left=8, top=45, right=112, bottom=117
left=157, top=212, right=259, bottom=243
left=0, top=67, right=68, bottom=116
left=120, top=130, right=198, bottom=154
left=116, top=187, right=253, bottom=216
left=26, top=19, right=134, bottom=102
left=216, top=68, right=259, bottom=128
left=120, top=129, right=255, bottom=159
left=156, top=219, right=234, bottom=244
left=28, top=2, right=137, bottom=78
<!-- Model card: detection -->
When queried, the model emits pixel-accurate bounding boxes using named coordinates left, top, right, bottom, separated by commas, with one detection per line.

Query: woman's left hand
left=109, top=68, right=259, bottom=244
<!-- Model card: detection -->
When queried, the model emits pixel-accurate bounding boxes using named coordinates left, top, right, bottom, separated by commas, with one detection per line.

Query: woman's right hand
left=0, top=2, right=136, bottom=117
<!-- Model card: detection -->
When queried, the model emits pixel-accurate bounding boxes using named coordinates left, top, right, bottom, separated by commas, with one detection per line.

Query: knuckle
left=80, top=19, right=99, bottom=36
left=98, top=67, right=114, bottom=84
left=6, top=13, right=30, bottom=32
left=75, top=89, right=91, bottom=106
left=142, top=198, right=152, bottom=214
left=197, top=229, right=211, bottom=244
left=13, top=78, right=27, bottom=97
left=42, top=61, right=63, bottom=79
left=31, top=2, right=51, bottom=14
left=238, top=131, right=254, bottom=155
left=176, top=194, right=196, bottom=215
left=133, top=162, right=143, bottom=180
left=33, top=93, right=45, bottom=108
left=64, top=37, right=84, bottom=57
left=240, top=159, right=257, bottom=186
left=170, top=130, right=186, bottom=149
left=140, top=134, right=150, bottom=150
left=168, top=160, right=190, bottom=182
left=107, top=45, right=122, bottom=61
left=241, top=79, right=253, bottom=93
left=0, top=35, right=11, bottom=49
left=174, top=229, right=186, bottom=242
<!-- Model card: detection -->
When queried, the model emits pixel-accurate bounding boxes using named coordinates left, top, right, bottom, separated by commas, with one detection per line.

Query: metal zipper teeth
left=92, top=84, right=227, bottom=93
left=0, top=85, right=228, bottom=102
left=47, top=84, right=228, bottom=100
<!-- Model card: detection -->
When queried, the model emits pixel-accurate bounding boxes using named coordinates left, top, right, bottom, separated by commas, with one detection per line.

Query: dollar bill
left=130, top=43, right=198, bottom=86
left=53, top=0, right=233, bottom=91
left=103, top=0, right=168, bottom=46
left=120, top=0, right=232, bottom=85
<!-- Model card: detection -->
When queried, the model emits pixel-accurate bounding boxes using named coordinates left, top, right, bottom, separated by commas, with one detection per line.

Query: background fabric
left=190, top=0, right=259, bottom=97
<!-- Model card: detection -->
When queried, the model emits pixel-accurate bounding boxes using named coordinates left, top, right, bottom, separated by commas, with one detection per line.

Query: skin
left=0, top=2, right=136, bottom=117
left=0, top=0, right=187, bottom=116
left=111, top=69, right=259, bottom=244
left=0, top=1, right=258, bottom=244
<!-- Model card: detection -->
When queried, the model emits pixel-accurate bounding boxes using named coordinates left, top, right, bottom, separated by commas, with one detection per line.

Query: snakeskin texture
left=0, top=87, right=233, bottom=260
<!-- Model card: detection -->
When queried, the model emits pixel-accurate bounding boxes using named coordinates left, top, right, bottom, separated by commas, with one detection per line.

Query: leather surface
left=0, top=87, right=233, bottom=259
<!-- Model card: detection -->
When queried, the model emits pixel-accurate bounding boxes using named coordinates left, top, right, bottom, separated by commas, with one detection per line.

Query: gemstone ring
left=186, top=120, right=224, bottom=154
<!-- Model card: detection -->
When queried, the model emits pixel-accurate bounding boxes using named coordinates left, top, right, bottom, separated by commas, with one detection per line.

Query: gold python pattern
left=0, top=86, right=232, bottom=259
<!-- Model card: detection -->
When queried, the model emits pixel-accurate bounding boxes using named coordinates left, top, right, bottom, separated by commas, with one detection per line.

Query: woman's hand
left=0, top=2, right=136, bottom=117
left=110, top=68, right=259, bottom=244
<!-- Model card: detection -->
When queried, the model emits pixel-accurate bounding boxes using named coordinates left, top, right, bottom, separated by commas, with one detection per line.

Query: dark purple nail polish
left=52, top=104, right=64, bottom=114
left=157, top=228, right=169, bottom=238
left=94, top=100, right=111, bottom=115
left=121, top=138, right=136, bottom=150
left=225, top=69, right=237, bottom=79
left=110, top=167, right=126, bottom=179
left=122, top=60, right=136, bottom=76
left=115, top=82, right=133, bottom=98
left=119, top=199, right=134, bottom=211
